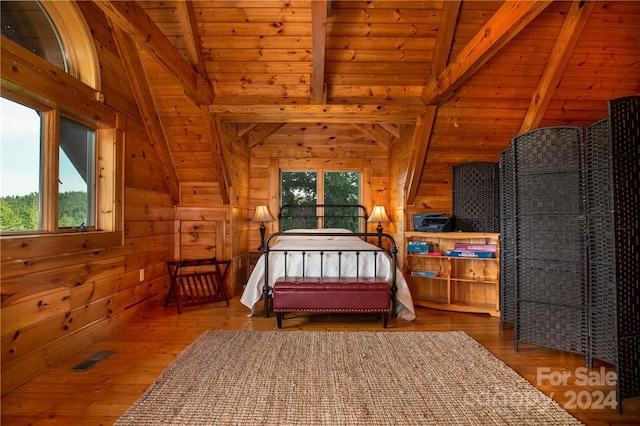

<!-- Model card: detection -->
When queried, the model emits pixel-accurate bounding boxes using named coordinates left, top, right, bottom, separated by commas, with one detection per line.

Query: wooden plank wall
left=176, top=118, right=250, bottom=297
left=248, top=122, right=393, bottom=248
left=0, top=2, right=175, bottom=395
left=390, top=124, right=416, bottom=268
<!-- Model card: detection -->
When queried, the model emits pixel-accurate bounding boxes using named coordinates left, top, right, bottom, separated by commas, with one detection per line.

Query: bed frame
left=278, top=203, right=369, bottom=232
left=261, top=204, right=398, bottom=323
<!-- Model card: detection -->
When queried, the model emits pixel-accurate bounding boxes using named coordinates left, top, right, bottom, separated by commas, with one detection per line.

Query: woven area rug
left=115, top=330, right=582, bottom=425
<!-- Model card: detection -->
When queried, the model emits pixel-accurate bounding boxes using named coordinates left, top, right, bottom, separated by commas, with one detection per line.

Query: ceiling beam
left=310, top=0, right=328, bottom=104
left=422, top=0, right=552, bottom=106
left=202, top=109, right=230, bottom=204
left=355, top=124, right=394, bottom=147
left=174, top=0, right=208, bottom=78
left=519, top=0, right=595, bottom=133
left=405, top=106, right=438, bottom=205
left=175, top=0, right=231, bottom=199
left=208, top=104, right=425, bottom=123
left=378, top=123, right=400, bottom=139
left=95, top=0, right=214, bottom=106
left=407, top=1, right=461, bottom=205
left=246, top=123, right=286, bottom=148
left=109, top=24, right=180, bottom=204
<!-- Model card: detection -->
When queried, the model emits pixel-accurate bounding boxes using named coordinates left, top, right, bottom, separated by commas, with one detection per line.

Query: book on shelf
left=454, top=243, right=497, bottom=252
left=410, top=270, right=439, bottom=277
left=445, top=250, right=495, bottom=258
left=407, top=241, right=432, bottom=253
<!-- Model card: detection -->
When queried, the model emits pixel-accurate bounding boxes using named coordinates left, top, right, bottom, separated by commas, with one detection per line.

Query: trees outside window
left=0, top=98, right=98, bottom=232
left=280, top=171, right=361, bottom=231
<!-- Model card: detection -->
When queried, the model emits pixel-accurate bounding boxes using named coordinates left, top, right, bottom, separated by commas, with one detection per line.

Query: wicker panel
left=612, top=157, right=640, bottom=229
left=516, top=215, right=585, bottom=261
left=517, top=173, right=583, bottom=216
left=512, top=127, right=584, bottom=175
left=609, top=96, right=640, bottom=157
left=452, top=162, right=500, bottom=232
left=587, top=215, right=614, bottom=263
left=517, top=259, right=586, bottom=307
left=590, top=310, right=617, bottom=365
left=586, top=96, right=640, bottom=407
left=517, top=301, right=587, bottom=355
left=499, top=148, right=516, bottom=326
left=512, top=126, right=587, bottom=358
left=453, top=217, right=499, bottom=233
left=618, top=335, right=640, bottom=404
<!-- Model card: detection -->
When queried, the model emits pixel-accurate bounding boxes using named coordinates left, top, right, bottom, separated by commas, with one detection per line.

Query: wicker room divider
left=452, top=162, right=500, bottom=232
left=511, top=126, right=588, bottom=357
left=585, top=96, right=640, bottom=411
left=498, top=149, right=515, bottom=329
left=500, top=96, right=640, bottom=412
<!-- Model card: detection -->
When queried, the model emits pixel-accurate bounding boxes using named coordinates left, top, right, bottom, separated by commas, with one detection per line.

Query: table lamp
left=252, top=205, right=274, bottom=251
left=368, top=205, right=390, bottom=247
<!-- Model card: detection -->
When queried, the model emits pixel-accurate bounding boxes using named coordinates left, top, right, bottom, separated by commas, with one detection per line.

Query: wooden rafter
left=174, top=0, right=208, bottom=78
left=310, top=0, right=328, bottom=104
left=245, top=123, right=286, bottom=148
left=405, top=106, right=438, bottom=206
left=519, top=0, right=595, bottom=133
left=423, top=0, right=552, bottom=106
left=406, top=1, right=461, bottom=205
left=378, top=123, right=400, bottom=139
left=175, top=0, right=230, bottom=200
left=354, top=124, right=393, bottom=147
left=109, top=24, right=180, bottom=203
left=208, top=104, right=425, bottom=123
left=95, top=0, right=214, bottom=106
left=202, top=109, right=230, bottom=204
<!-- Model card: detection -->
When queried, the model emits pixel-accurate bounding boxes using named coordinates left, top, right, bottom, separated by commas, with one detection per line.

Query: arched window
left=1, top=0, right=99, bottom=88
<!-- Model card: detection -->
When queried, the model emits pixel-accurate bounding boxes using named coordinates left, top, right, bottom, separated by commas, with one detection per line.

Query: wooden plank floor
left=2, top=298, right=639, bottom=426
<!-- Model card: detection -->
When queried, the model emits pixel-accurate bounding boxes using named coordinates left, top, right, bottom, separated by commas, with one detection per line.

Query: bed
left=240, top=204, right=416, bottom=322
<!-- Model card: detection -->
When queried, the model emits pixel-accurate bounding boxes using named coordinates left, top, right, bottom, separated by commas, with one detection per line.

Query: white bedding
left=240, top=230, right=416, bottom=321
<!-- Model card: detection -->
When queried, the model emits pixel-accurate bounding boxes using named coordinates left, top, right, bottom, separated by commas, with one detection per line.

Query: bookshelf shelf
left=405, top=232, right=500, bottom=317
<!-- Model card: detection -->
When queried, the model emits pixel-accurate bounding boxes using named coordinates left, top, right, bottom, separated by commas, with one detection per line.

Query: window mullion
left=317, top=170, right=324, bottom=227
left=42, top=109, right=60, bottom=232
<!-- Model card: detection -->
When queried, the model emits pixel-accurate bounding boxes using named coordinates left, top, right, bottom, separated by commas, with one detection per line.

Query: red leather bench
left=272, top=277, right=391, bottom=328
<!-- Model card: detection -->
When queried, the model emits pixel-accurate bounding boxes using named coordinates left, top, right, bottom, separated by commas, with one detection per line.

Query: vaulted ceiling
left=94, top=0, right=640, bottom=205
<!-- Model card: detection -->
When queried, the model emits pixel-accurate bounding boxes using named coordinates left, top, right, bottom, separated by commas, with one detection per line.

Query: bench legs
left=275, top=312, right=388, bottom=329
left=276, top=312, right=284, bottom=328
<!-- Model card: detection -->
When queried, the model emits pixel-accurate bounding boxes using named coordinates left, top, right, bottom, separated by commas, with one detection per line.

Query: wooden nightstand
left=248, top=251, right=262, bottom=275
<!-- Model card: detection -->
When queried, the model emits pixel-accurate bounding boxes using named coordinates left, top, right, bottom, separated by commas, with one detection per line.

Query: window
left=1, top=97, right=98, bottom=232
left=281, top=171, right=361, bottom=231
left=1, top=0, right=67, bottom=71
left=1, top=0, right=121, bottom=249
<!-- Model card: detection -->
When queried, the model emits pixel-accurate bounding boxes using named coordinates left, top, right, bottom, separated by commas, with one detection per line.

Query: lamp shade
left=252, top=205, right=274, bottom=222
left=368, top=205, right=390, bottom=223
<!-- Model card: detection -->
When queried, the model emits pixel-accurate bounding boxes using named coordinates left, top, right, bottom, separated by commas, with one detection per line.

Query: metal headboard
left=278, top=204, right=368, bottom=232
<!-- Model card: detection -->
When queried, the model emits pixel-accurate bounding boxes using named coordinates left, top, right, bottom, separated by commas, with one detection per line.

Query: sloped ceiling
left=95, top=0, right=640, bottom=205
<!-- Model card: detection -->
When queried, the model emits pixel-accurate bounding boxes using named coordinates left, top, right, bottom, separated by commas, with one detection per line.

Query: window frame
left=1, top=24, right=123, bottom=257
left=270, top=158, right=373, bottom=232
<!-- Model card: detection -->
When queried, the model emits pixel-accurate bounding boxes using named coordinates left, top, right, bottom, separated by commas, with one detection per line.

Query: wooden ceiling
left=94, top=1, right=640, bottom=205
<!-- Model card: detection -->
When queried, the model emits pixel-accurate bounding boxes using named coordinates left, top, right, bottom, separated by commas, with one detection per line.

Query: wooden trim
left=1, top=231, right=123, bottom=262
left=519, top=0, right=595, bottom=133
left=208, top=104, right=424, bottom=123
left=1, top=37, right=116, bottom=125
left=310, top=0, right=328, bottom=104
left=423, top=0, right=552, bottom=105
left=204, top=111, right=231, bottom=204
left=40, top=0, right=101, bottom=90
left=405, top=107, right=437, bottom=205
left=109, top=24, right=180, bottom=204
left=94, top=0, right=214, bottom=105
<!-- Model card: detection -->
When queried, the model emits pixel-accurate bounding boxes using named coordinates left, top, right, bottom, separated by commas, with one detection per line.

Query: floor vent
left=71, top=350, right=114, bottom=371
